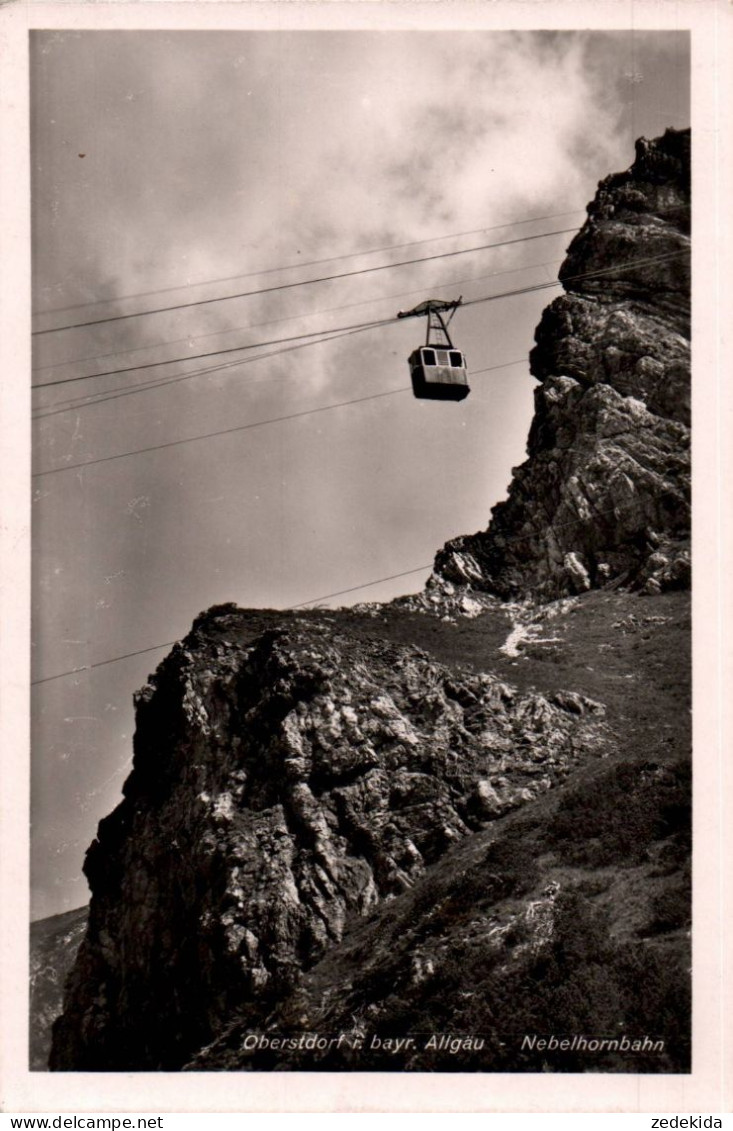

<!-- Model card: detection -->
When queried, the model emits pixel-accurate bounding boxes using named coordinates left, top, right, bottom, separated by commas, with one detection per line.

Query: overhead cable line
left=32, top=248, right=688, bottom=395
left=34, top=349, right=527, bottom=424
left=30, top=495, right=671, bottom=685
left=32, top=325, right=380, bottom=422
left=460, top=248, right=687, bottom=310
left=32, top=315, right=395, bottom=390
left=32, top=249, right=687, bottom=468
left=32, top=355, right=284, bottom=420
left=32, top=209, right=585, bottom=320
left=32, top=386, right=412, bottom=478
left=32, top=226, right=579, bottom=337
left=31, top=640, right=182, bottom=686
left=32, top=259, right=538, bottom=411
left=286, top=567, right=433, bottom=610
left=471, top=360, right=527, bottom=378
left=30, top=564, right=437, bottom=685
left=33, top=256, right=565, bottom=376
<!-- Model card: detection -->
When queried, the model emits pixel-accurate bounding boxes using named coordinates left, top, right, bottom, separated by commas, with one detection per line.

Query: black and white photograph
left=1, top=0, right=730, bottom=1116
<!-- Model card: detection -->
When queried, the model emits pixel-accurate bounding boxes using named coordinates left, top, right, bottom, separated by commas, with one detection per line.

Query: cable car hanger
left=397, top=296, right=470, bottom=402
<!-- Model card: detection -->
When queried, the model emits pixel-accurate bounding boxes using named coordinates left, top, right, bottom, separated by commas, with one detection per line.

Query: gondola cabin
left=409, top=345, right=470, bottom=401
left=397, top=296, right=470, bottom=402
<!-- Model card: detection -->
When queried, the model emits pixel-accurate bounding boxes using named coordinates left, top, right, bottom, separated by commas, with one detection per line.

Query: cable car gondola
left=397, top=296, right=470, bottom=402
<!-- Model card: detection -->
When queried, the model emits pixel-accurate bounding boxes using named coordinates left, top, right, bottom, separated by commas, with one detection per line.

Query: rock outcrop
left=434, top=128, right=690, bottom=600
left=50, top=615, right=608, bottom=1070
left=29, top=906, right=87, bottom=1071
left=190, top=723, right=691, bottom=1074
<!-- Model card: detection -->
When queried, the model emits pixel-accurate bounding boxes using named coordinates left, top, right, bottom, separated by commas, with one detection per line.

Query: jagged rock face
left=191, top=752, right=691, bottom=1074
left=29, top=906, right=88, bottom=1070
left=435, top=128, right=690, bottom=600
left=50, top=612, right=607, bottom=1071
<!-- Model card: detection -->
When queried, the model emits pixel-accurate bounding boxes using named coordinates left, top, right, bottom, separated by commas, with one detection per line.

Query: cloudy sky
left=30, top=28, right=690, bottom=919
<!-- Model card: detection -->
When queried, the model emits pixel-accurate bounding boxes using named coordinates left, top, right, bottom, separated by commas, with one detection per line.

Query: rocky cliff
left=49, top=613, right=611, bottom=1070
left=434, top=128, right=690, bottom=601
left=29, top=906, right=87, bottom=1071
left=48, top=130, right=691, bottom=1074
